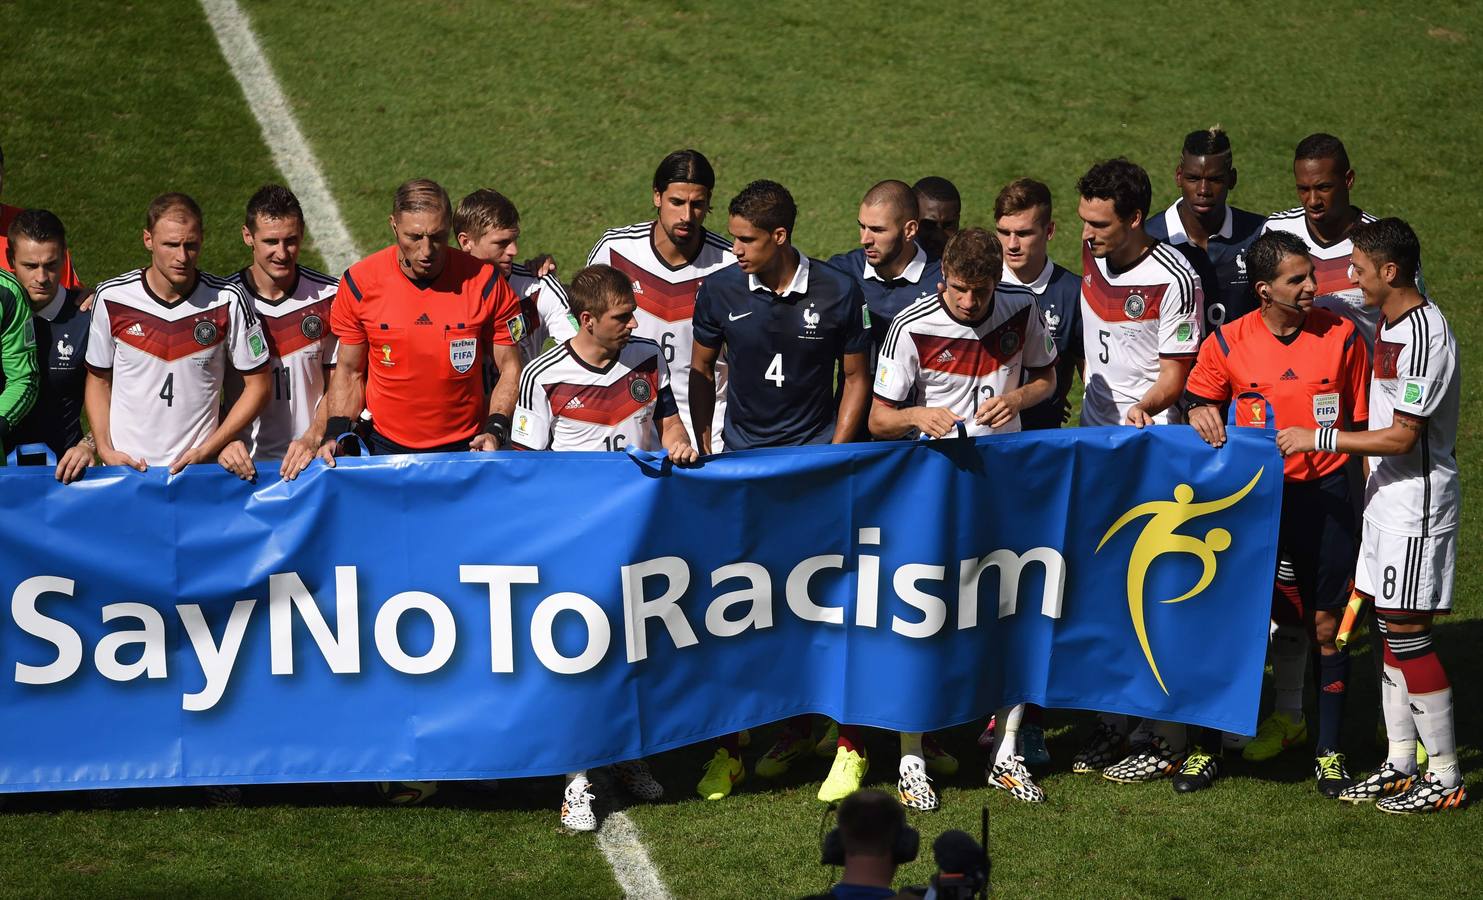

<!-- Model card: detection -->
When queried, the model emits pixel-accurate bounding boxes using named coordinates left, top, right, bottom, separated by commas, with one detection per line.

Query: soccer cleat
left=976, top=716, right=997, bottom=749
left=818, top=747, right=869, bottom=804
left=609, top=759, right=663, bottom=802
left=1072, top=721, right=1127, bottom=773
left=897, top=763, right=939, bottom=812
left=1171, top=748, right=1221, bottom=793
left=1376, top=773, right=1468, bottom=814
left=1241, top=712, right=1307, bottom=762
left=1020, top=724, right=1051, bottom=767
left=1337, top=764, right=1416, bottom=804
left=1102, top=737, right=1184, bottom=783
left=757, top=735, right=813, bottom=778
left=738, top=728, right=752, bottom=748
left=923, top=733, right=959, bottom=777
left=988, top=756, right=1046, bottom=803
left=814, top=721, right=839, bottom=759
left=1314, top=750, right=1354, bottom=799
left=696, top=749, right=745, bottom=801
left=561, top=775, right=597, bottom=831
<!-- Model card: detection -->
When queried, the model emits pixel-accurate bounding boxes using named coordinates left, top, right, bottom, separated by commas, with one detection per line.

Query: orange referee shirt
left=1186, top=306, right=1369, bottom=482
left=330, top=245, right=523, bottom=448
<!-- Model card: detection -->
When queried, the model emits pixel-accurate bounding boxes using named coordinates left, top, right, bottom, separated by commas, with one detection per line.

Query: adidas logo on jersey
left=415, top=313, right=433, bottom=325
left=1280, top=368, right=1298, bottom=381
left=565, top=397, right=586, bottom=410
left=125, top=323, right=145, bottom=337
left=935, top=349, right=955, bottom=364
left=632, top=280, right=643, bottom=295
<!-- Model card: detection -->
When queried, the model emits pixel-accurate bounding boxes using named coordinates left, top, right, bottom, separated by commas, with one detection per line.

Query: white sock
left=1411, top=688, right=1460, bottom=789
left=1271, top=623, right=1308, bottom=720
left=564, top=770, right=587, bottom=787
left=899, top=731, right=925, bottom=773
left=1151, top=720, right=1187, bottom=754
left=1381, top=663, right=1419, bottom=774
left=992, top=704, right=1025, bottom=766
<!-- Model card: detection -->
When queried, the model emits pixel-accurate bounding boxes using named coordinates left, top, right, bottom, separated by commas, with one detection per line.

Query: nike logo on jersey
left=1280, top=368, right=1298, bottom=381
left=126, top=323, right=145, bottom=337
left=728, top=311, right=753, bottom=321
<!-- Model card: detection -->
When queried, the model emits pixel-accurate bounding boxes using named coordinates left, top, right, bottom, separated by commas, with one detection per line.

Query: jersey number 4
left=765, top=353, right=785, bottom=387
left=159, top=373, right=175, bottom=407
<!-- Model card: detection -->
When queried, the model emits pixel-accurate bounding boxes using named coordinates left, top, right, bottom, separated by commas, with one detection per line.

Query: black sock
left=1315, top=650, right=1350, bottom=752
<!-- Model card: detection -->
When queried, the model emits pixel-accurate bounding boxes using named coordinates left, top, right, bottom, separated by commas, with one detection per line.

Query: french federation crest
left=449, top=338, right=477, bottom=374
left=629, top=377, right=653, bottom=403
left=1124, top=292, right=1146, bottom=319
left=193, top=320, right=219, bottom=346
left=301, top=314, right=324, bottom=339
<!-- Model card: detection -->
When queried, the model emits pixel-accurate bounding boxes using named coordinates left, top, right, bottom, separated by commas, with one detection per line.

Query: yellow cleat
left=818, top=747, right=869, bottom=803
left=814, top=720, right=839, bottom=758
left=696, top=749, right=745, bottom=801
left=1242, top=711, right=1307, bottom=762
left=756, top=736, right=813, bottom=778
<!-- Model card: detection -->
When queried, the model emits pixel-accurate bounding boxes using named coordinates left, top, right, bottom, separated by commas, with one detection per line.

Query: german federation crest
left=999, top=330, right=1021, bottom=356
left=449, top=338, right=477, bottom=374
left=301, top=314, right=324, bottom=339
left=629, top=377, right=653, bottom=404
left=1123, top=292, right=1146, bottom=320
left=193, top=320, right=219, bottom=346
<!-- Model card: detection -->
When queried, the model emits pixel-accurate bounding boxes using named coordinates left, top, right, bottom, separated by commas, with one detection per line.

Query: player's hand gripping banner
left=0, top=423, right=1281, bottom=790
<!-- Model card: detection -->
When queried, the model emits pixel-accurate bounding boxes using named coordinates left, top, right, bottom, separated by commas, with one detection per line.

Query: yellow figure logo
left=1097, top=469, right=1264, bottom=694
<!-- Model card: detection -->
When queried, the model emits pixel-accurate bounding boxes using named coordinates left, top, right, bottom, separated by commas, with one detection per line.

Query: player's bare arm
left=831, top=351, right=870, bottom=443
left=688, top=341, right=720, bottom=455
left=659, top=414, right=699, bottom=465
left=868, top=398, right=959, bottom=441
left=83, top=366, right=145, bottom=472
left=473, top=342, right=522, bottom=451
left=1279, top=413, right=1406, bottom=457
left=172, top=365, right=269, bottom=479
left=280, top=365, right=334, bottom=480
left=317, top=342, right=368, bottom=466
left=1187, top=403, right=1227, bottom=448
left=1127, top=356, right=1194, bottom=428
left=977, top=363, right=1056, bottom=428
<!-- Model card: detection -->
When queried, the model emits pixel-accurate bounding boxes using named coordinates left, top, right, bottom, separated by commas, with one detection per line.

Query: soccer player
left=225, top=185, right=339, bottom=478
left=826, top=180, right=941, bottom=352
left=872, top=227, right=1056, bottom=807
left=453, top=188, right=575, bottom=365
left=1070, top=159, right=1202, bottom=777
left=1145, top=127, right=1264, bottom=335
left=994, top=177, right=1083, bottom=433
left=0, top=143, right=83, bottom=291
left=1276, top=219, right=1465, bottom=813
left=320, top=179, right=525, bottom=460
left=84, top=193, right=269, bottom=478
left=1262, top=133, right=1405, bottom=349
left=689, top=179, right=871, bottom=802
left=913, top=176, right=961, bottom=262
left=587, top=149, right=736, bottom=448
left=5, top=209, right=93, bottom=482
left=512, top=264, right=695, bottom=830
left=1184, top=231, right=1369, bottom=796
left=0, top=248, right=38, bottom=459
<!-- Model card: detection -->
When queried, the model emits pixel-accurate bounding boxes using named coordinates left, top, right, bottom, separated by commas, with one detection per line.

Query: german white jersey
left=875, top=290, right=1056, bottom=436
left=1262, top=208, right=1387, bottom=347
left=1364, top=301, right=1459, bottom=537
left=85, top=269, right=270, bottom=465
left=586, top=221, right=734, bottom=447
left=1079, top=243, right=1202, bottom=427
left=507, top=262, right=576, bottom=360
left=227, top=266, right=338, bottom=461
left=511, top=337, right=677, bottom=452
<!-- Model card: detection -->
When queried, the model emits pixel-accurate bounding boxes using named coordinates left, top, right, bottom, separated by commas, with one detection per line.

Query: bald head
left=861, top=179, right=919, bottom=222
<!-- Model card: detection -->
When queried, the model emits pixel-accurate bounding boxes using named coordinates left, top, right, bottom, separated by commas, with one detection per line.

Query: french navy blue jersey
left=1146, top=201, right=1264, bottom=335
left=12, top=287, right=91, bottom=455
left=693, top=252, right=870, bottom=450
left=823, top=243, right=940, bottom=353
left=1001, top=259, right=1083, bottom=430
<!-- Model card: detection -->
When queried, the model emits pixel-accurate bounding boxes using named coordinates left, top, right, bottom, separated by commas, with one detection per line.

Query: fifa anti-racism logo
left=1097, top=470, right=1264, bottom=693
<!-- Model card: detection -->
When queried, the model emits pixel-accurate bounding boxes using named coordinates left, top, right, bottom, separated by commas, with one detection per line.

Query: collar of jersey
left=862, top=242, right=926, bottom=284
left=1000, top=256, right=1053, bottom=294
left=748, top=251, right=810, bottom=297
left=1162, top=200, right=1234, bottom=245
left=35, top=284, right=69, bottom=322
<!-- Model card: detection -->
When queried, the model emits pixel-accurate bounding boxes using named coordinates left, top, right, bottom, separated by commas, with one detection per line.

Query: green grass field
left=3, top=1, right=1483, bottom=896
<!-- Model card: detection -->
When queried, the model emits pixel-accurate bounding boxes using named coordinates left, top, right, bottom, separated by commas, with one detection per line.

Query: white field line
left=594, top=805, right=674, bottom=900
left=198, top=0, right=361, bottom=274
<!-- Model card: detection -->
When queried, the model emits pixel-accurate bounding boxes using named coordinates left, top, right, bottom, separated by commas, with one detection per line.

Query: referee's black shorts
left=1277, top=470, right=1357, bottom=612
left=364, top=428, right=472, bottom=457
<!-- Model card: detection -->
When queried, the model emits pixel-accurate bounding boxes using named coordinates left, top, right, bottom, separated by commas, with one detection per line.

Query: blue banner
left=0, top=425, right=1281, bottom=791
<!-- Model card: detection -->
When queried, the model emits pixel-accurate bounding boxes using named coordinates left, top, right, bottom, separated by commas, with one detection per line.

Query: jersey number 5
left=765, top=353, right=785, bottom=387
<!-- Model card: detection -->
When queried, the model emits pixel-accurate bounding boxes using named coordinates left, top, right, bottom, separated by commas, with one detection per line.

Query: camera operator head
left=814, top=789, right=919, bottom=900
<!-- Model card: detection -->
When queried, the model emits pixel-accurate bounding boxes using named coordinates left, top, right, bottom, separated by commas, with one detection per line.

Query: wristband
left=325, top=416, right=352, bottom=442
left=1316, top=425, right=1338, bottom=453
left=485, top=413, right=511, bottom=446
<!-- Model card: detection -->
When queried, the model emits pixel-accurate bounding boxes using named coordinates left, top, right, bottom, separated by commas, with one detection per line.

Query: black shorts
left=364, top=429, right=472, bottom=457
left=1278, top=470, right=1357, bottom=611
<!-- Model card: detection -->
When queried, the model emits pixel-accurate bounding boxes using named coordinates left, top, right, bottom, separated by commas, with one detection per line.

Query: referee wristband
left=325, top=416, right=353, bottom=443
left=485, top=413, right=512, bottom=446
left=1316, top=425, right=1339, bottom=454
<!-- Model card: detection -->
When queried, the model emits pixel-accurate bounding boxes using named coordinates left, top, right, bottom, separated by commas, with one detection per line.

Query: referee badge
left=301, top=314, right=324, bottom=339
left=1123, top=292, right=1146, bottom=320
left=449, top=337, right=477, bottom=374
left=193, top=319, right=219, bottom=346
left=629, top=377, right=653, bottom=403
left=507, top=314, right=528, bottom=344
